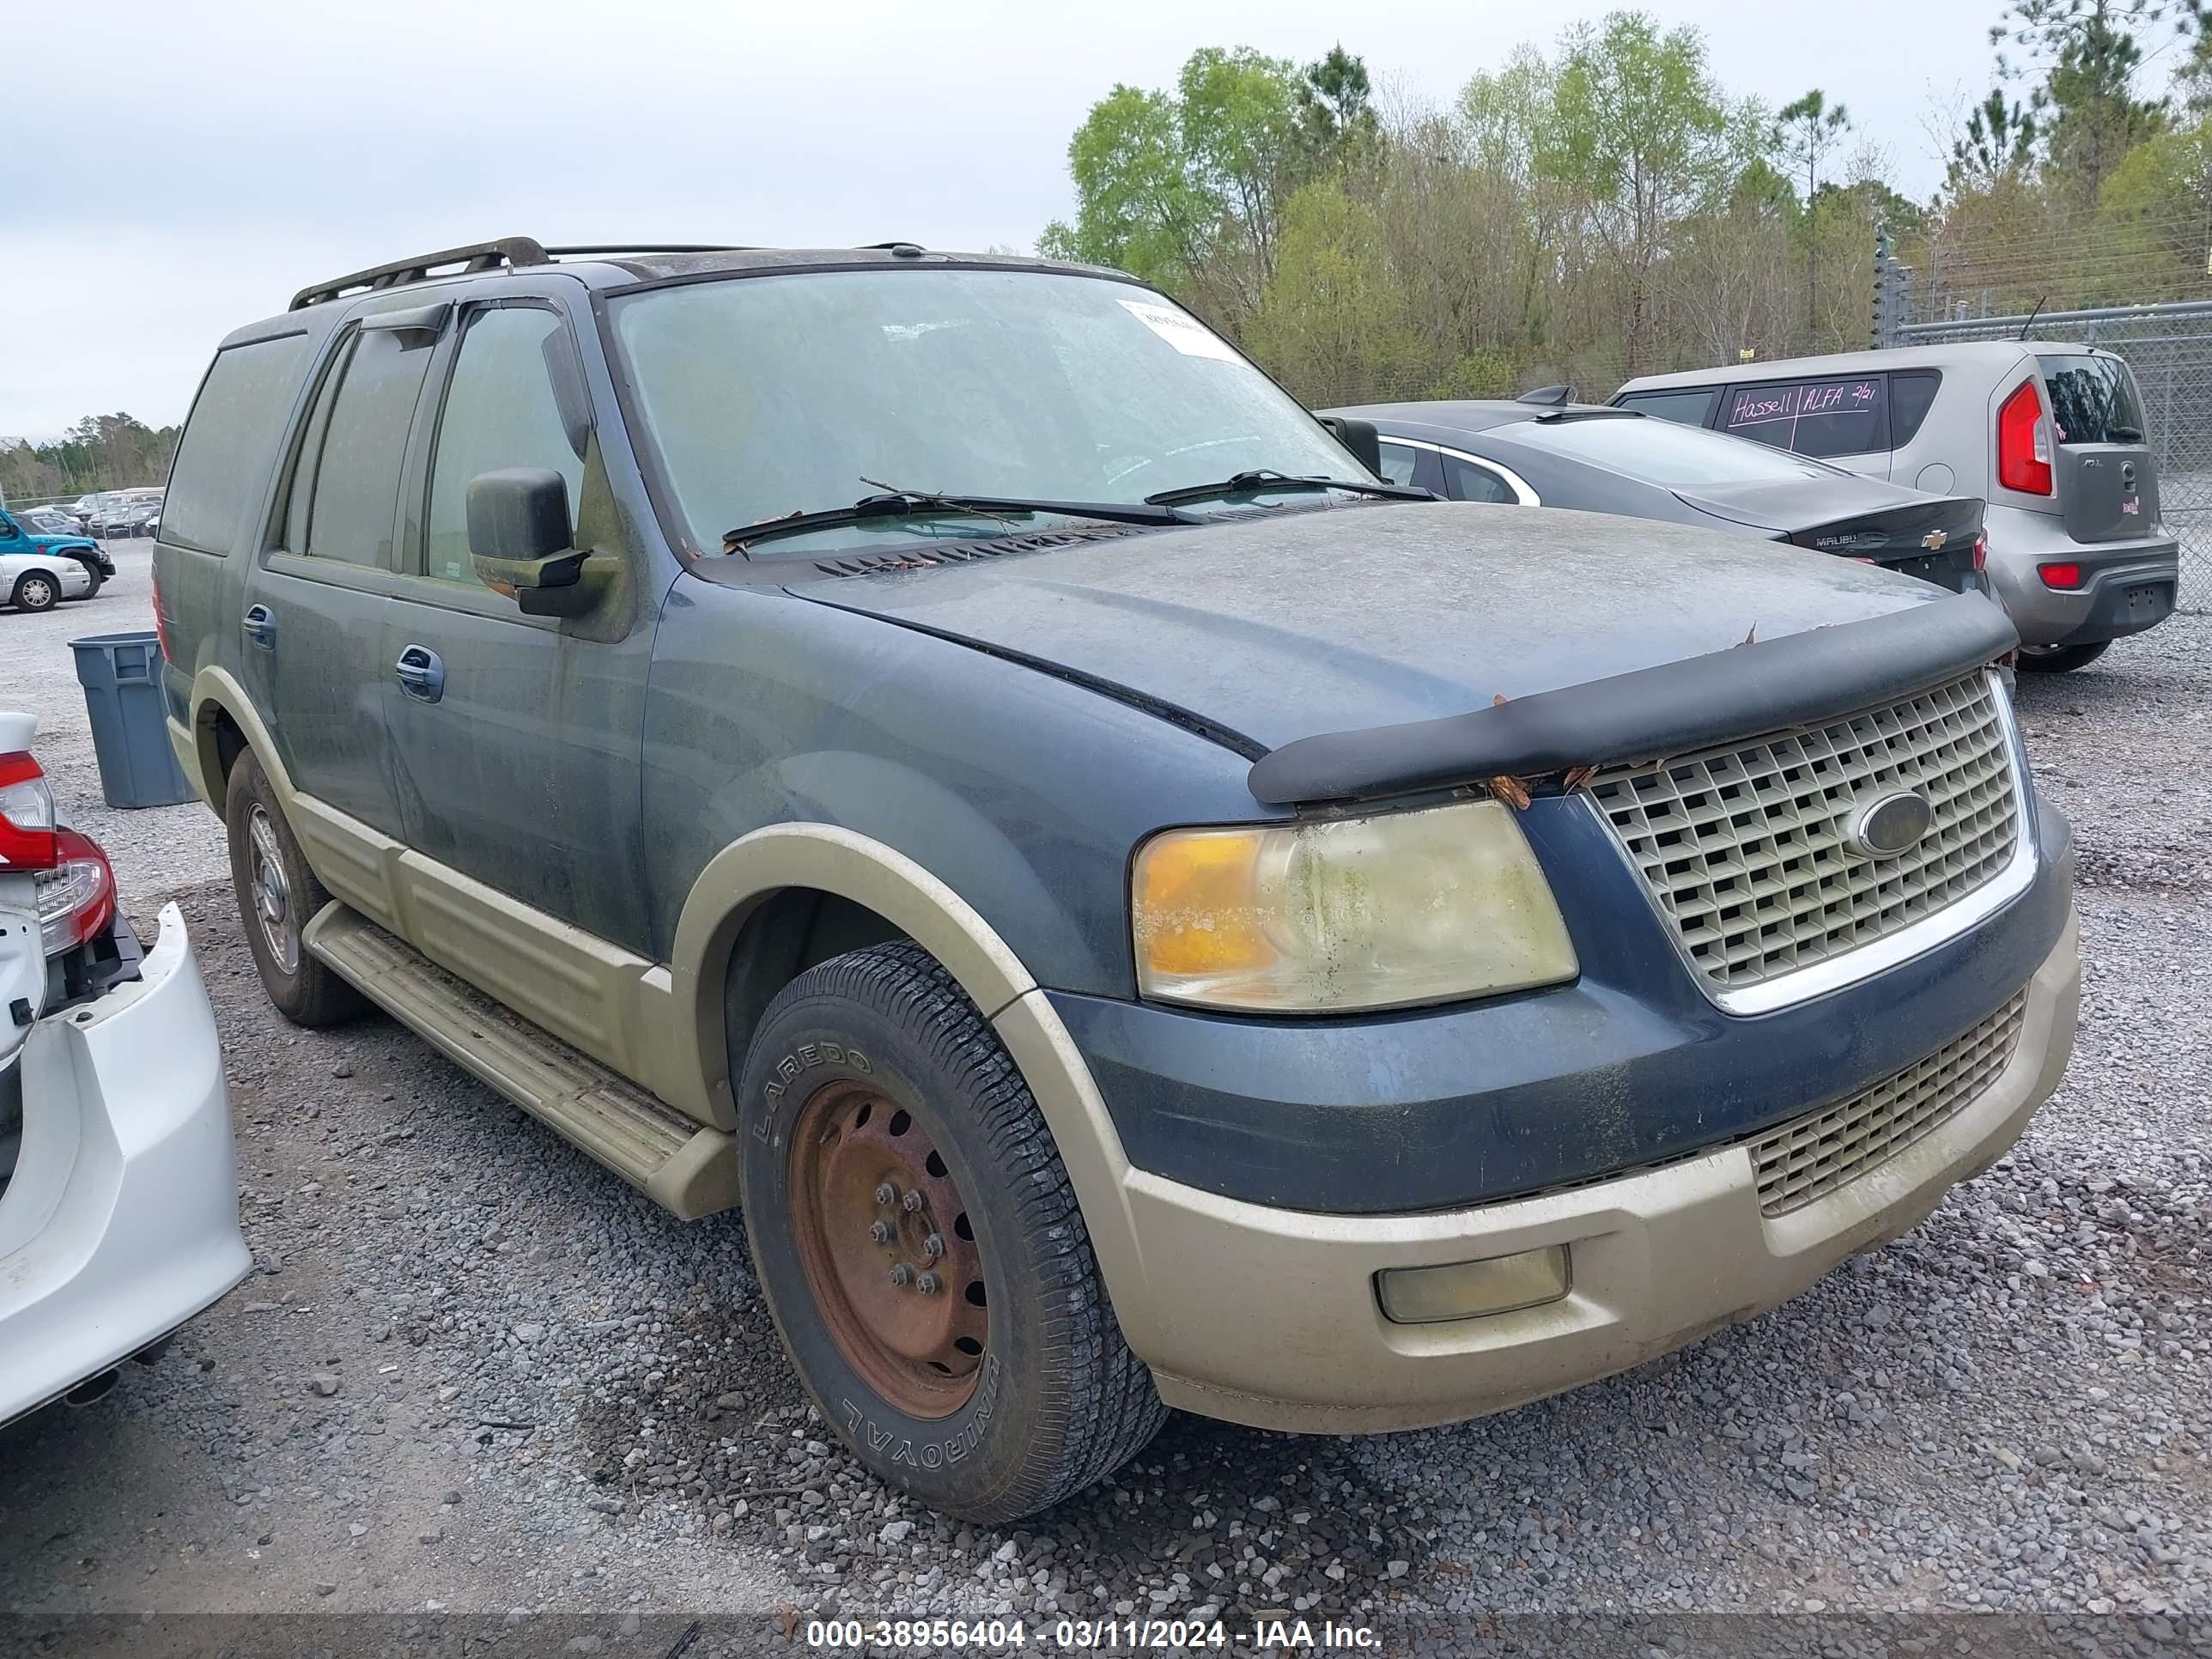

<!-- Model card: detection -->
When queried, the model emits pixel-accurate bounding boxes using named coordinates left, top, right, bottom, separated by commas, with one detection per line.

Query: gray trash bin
left=70, top=630, right=195, bottom=809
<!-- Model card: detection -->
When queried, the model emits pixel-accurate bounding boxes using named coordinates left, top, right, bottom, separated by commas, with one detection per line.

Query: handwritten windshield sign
left=1724, top=377, right=1886, bottom=458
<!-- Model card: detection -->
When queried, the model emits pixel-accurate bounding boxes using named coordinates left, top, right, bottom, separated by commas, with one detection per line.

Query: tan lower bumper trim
left=1121, top=912, right=2081, bottom=1436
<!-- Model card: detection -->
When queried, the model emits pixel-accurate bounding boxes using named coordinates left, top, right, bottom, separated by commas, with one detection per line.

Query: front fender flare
left=662, top=823, right=1158, bottom=1349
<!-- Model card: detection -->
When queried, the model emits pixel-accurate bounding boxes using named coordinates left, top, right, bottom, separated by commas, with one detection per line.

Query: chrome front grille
left=1589, top=672, right=2021, bottom=995
left=1750, top=989, right=2029, bottom=1216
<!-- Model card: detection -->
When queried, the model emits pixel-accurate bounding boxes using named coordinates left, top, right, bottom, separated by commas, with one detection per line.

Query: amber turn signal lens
left=1129, top=826, right=1273, bottom=981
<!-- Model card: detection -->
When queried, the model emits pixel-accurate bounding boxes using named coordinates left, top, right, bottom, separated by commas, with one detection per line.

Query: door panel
left=238, top=324, right=435, bottom=836
left=381, top=301, right=655, bottom=955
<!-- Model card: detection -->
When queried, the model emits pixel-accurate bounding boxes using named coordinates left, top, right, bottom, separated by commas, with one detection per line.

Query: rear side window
left=1723, top=377, right=1887, bottom=459
left=1440, top=453, right=1518, bottom=503
left=1615, top=387, right=1719, bottom=427
left=295, top=329, right=437, bottom=568
left=1890, top=369, right=1942, bottom=446
left=2038, top=354, right=2144, bottom=445
left=161, top=333, right=313, bottom=555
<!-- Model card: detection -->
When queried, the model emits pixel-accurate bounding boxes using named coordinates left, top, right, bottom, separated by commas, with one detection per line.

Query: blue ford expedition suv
left=154, top=239, right=2079, bottom=1521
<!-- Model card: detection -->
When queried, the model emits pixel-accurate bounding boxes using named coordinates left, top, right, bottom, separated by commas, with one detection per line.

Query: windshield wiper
left=723, top=488, right=1199, bottom=555
left=1142, top=469, right=1432, bottom=507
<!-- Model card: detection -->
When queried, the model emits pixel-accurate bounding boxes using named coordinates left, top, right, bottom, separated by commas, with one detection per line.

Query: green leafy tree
left=1990, top=0, right=2193, bottom=201
left=1775, top=91, right=1854, bottom=349
left=1296, top=44, right=1380, bottom=171
left=1537, top=11, right=1749, bottom=374
left=1038, top=46, right=1379, bottom=327
left=1243, top=181, right=1420, bottom=403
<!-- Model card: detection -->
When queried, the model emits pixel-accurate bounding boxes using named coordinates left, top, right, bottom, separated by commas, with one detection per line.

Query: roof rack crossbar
left=289, top=237, right=553, bottom=312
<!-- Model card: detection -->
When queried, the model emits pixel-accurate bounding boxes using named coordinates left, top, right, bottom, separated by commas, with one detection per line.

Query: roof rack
left=289, top=237, right=552, bottom=312
left=540, top=244, right=750, bottom=258
left=289, top=240, right=763, bottom=311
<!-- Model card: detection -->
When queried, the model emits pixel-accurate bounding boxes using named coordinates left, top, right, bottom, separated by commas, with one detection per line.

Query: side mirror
left=467, top=468, right=594, bottom=617
left=0, top=518, right=18, bottom=540
left=1318, top=415, right=1383, bottom=475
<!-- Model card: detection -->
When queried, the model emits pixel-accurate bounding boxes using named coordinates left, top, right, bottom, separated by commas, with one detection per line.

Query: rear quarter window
left=161, top=332, right=313, bottom=555
left=1889, top=369, right=1942, bottom=446
left=1614, top=387, right=1720, bottom=427
left=1722, top=376, right=1887, bottom=459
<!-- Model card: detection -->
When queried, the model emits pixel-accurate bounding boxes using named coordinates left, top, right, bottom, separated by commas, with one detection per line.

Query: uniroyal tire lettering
left=835, top=1355, right=1001, bottom=1474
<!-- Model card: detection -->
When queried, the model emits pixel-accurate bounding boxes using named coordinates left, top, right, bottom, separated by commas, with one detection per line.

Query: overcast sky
left=2, top=0, right=2013, bottom=443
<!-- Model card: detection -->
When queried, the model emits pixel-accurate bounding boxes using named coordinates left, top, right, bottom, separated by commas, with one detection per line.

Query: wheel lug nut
left=923, top=1233, right=945, bottom=1260
left=874, top=1182, right=896, bottom=1206
left=870, top=1221, right=893, bottom=1244
left=915, top=1271, right=941, bottom=1295
left=901, top=1190, right=924, bottom=1213
left=889, top=1264, right=912, bottom=1288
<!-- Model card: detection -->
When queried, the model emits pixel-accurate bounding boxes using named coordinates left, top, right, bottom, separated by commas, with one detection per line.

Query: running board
left=302, top=903, right=738, bottom=1220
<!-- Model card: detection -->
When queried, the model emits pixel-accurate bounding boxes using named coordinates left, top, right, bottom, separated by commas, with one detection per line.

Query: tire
left=223, top=752, right=367, bottom=1026
left=11, top=573, right=58, bottom=613
left=79, top=571, right=105, bottom=600
left=2019, top=641, right=2111, bottom=674
left=738, top=940, right=1165, bottom=1522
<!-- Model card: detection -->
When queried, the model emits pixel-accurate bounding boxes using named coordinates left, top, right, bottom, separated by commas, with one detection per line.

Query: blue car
left=0, top=504, right=112, bottom=598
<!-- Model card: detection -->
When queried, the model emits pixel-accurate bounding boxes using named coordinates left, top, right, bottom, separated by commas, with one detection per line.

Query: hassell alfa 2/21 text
left=152, top=236, right=2079, bottom=1521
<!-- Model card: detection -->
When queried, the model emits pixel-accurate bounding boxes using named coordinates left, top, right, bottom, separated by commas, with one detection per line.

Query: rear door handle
left=241, top=604, right=276, bottom=648
left=393, top=644, right=445, bottom=703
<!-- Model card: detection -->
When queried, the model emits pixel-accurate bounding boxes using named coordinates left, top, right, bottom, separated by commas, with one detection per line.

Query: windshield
left=1501, top=415, right=1844, bottom=489
left=610, top=268, right=1368, bottom=554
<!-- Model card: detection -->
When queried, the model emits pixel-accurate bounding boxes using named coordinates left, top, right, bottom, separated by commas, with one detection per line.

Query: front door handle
left=241, top=604, right=276, bottom=648
left=393, top=644, right=445, bottom=703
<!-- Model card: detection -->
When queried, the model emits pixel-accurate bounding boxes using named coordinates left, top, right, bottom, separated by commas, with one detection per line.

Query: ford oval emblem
left=1848, top=790, right=1935, bottom=858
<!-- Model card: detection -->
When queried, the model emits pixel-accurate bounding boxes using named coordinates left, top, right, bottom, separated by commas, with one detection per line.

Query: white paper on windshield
left=1118, top=298, right=1242, bottom=362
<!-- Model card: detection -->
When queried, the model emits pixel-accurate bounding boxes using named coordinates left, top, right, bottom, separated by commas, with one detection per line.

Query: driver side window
left=424, top=307, right=587, bottom=585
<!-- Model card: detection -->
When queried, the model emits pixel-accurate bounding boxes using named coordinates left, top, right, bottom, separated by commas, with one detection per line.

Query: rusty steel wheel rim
left=787, top=1079, right=990, bottom=1419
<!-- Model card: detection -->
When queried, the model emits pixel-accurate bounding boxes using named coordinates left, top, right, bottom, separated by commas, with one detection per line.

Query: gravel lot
left=0, top=545, right=2205, bottom=1644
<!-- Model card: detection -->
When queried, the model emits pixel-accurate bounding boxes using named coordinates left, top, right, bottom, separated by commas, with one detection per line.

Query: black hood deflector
left=1246, top=592, right=2019, bottom=805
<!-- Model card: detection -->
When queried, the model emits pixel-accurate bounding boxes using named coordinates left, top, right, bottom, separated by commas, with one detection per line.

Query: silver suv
left=1614, top=342, right=2180, bottom=672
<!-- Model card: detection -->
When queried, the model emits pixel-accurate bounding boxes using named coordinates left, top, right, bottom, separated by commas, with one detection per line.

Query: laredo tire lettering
left=762, top=1043, right=872, bottom=1109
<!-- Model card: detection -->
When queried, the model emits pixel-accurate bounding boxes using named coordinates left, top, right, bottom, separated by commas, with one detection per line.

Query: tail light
left=2040, top=562, right=2085, bottom=591
left=151, top=563, right=173, bottom=662
left=0, top=750, right=59, bottom=870
left=37, top=829, right=116, bottom=955
left=1998, top=380, right=2054, bottom=495
left=1972, top=531, right=1989, bottom=573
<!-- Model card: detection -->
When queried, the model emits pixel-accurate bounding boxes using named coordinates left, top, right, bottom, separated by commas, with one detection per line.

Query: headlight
left=1130, top=798, right=1577, bottom=1013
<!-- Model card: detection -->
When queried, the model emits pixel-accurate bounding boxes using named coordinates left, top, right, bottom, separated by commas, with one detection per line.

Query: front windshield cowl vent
left=811, top=523, right=1157, bottom=578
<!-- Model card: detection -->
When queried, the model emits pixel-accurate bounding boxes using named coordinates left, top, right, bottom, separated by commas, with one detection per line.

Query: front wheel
left=2019, top=641, right=2111, bottom=674
left=738, top=940, right=1165, bottom=1522
left=78, top=570, right=105, bottom=600
left=11, top=573, right=58, bottom=613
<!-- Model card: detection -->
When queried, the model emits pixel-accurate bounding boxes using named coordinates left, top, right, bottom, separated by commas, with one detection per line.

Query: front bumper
left=1102, top=912, right=2077, bottom=1435
left=0, top=907, right=249, bottom=1426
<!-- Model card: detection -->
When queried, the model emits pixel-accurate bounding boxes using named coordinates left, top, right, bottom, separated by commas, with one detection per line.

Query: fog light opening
left=1376, top=1244, right=1571, bottom=1325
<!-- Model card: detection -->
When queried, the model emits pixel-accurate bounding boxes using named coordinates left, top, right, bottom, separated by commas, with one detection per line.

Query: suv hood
left=785, top=501, right=1969, bottom=752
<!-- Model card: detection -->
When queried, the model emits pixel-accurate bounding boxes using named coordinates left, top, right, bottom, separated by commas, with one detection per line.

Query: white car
left=2, top=550, right=96, bottom=614
left=1, top=711, right=249, bottom=1424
